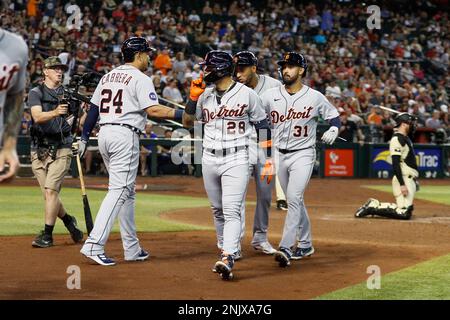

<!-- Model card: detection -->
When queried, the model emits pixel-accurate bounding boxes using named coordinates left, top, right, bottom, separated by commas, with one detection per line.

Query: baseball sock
left=61, top=213, right=72, bottom=226
left=61, top=214, right=76, bottom=232
left=44, top=224, right=54, bottom=237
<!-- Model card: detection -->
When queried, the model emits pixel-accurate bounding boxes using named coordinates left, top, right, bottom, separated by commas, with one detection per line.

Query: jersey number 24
left=100, top=89, right=123, bottom=114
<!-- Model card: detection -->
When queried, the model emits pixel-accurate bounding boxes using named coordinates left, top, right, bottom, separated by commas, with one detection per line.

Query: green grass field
left=317, top=253, right=450, bottom=300
left=316, top=184, right=450, bottom=300
left=0, top=186, right=212, bottom=236
left=1, top=184, right=449, bottom=299
left=365, top=185, right=450, bottom=206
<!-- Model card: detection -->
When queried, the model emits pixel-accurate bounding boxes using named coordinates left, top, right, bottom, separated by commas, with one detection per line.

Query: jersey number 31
left=100, top=89, right=123, bottom=114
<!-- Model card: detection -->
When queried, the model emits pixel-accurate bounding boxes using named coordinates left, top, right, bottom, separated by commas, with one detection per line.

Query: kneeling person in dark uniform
left=28, top=57, right=83, bottom=247
left=355, top=113, right=418, bottom=220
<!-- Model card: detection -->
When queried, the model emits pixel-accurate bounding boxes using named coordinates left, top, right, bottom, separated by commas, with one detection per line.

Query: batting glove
left=77, top=139, right=88, bottom=159
left=189, top=73, right=206, bottom=101
left=321, top=126, right=339, bottom=145
left=260, top=158, right=274, bottom=185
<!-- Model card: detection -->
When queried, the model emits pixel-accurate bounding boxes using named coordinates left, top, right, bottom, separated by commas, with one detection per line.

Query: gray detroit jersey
left=261, top=85, right=339, bottom=150
left=196, top=82, right=266, bottom=150
left=0, top=29, right=28, bottom=144
left=90, top=65, right=159, bottom=132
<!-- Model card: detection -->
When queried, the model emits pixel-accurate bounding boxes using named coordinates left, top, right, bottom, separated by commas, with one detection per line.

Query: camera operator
left=28, top=57, right=83, bottom=248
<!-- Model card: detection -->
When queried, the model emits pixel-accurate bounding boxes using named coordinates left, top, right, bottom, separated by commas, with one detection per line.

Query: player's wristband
left=185, top=99, right=197, bottom=115
left=174, top=109, right=183, bottom=122
left=259, top=140, right=272, bottom=158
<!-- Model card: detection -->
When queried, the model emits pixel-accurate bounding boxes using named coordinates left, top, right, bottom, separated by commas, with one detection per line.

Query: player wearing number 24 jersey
left=79, top=37, right=184, bottom=266
left=261, top=52, right=341, bottom=267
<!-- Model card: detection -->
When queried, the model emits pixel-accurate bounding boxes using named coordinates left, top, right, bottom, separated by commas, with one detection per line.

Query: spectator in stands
left=157, top=129, right=173, bottom=175
left=325, top=79, right=341, bottom=98
left=339, top=108, right=365, bottom=145
left=367, top=106, right=383, bottom=126
left=2, top=0, right=449, bottom=145
left=426, top=110, right=444, bottom=129
left=20, top=109, right=33, bottom=136
left=162, top=78, right=184, bottom=104
left=140, top=123, right=158, bottom=177
left=154, top=47, right=172, bottom=75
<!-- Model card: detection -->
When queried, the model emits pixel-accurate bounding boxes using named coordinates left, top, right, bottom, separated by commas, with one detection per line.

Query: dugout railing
left=16, top=136, right=450, bottom=180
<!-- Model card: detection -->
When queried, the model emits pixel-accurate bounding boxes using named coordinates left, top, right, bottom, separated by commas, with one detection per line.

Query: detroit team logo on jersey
left=0, top=63, right=20, bottom=91
left=271, top=106, right=313, bottom=124
left=149, top=92, right=157, bottom=101
left=202, top=104, right=248, bottom=123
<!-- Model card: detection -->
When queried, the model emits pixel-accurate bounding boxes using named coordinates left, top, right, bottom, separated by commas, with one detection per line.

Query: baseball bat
left=75, top=153, right=94, bottom=235
left=378, top=105, right=401, bottom=114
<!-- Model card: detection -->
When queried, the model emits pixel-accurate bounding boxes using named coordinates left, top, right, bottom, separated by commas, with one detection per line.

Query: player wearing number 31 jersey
left=79, top=37, right=184, bottom=266
left=261, top=52, right=341, bottom=267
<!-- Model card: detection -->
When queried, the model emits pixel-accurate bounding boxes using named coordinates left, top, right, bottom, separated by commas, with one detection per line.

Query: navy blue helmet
left=121, top=37, right=155, bottom=62
left=277, top=52, right=308, bottom=75
left=233, top=51, right=258, bottom=66
left=199, top=50, right=234, bottom=83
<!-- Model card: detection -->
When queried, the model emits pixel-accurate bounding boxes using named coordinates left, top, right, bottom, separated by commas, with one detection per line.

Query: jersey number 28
left=100, top=89, right=123, bottom=114
left=227, top=121, right=245, bottom=134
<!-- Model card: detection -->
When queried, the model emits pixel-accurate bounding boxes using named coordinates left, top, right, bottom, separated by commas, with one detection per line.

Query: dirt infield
left=1, top=176, right=449, bottom=299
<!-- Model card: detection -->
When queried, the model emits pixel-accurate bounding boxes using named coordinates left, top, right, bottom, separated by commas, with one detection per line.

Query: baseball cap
left=440, top=104, right=448, bottom=113
left=43, top=56, right=68, bottom=71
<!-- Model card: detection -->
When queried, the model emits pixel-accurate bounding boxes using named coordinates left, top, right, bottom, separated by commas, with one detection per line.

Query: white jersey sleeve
left=90, top=82, right=102, bottom=106
left=136, top=75, right=159, bottom=110
left=317, top=92, right=339, bottom=120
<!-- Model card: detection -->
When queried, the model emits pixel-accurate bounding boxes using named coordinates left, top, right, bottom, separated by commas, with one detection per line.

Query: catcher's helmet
left=199, top=50, right=234, bottom=83
left=233, top=51, right=258, bottom=66
left=277, top=52, right=308, bottom=75
left=394, top=113, right=417, bottom=127
left=394, top=112, right=417, bottom=135
left=121, top=37, right=154, bottom=62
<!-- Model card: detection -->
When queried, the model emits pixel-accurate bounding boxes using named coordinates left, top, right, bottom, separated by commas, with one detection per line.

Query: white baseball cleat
left=253, top=241, right=277, bottom=254
left=84, top=253, right=116, bottom=266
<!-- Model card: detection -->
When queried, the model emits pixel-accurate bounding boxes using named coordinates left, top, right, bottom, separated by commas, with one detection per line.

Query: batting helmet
left=233, top=51, right=258, bottom=66
left=199, top=50, right=234, bottom=83
left=121, top=37, right=154, bottom=62
left=277, top=52, right=308, bottom=75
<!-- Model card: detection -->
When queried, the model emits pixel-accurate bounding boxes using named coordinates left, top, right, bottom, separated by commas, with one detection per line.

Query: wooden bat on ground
left=75, top=153, right=93, bottom=235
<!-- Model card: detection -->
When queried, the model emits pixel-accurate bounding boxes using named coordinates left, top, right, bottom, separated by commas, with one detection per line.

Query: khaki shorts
left=31, top=148, right=72, bottom=193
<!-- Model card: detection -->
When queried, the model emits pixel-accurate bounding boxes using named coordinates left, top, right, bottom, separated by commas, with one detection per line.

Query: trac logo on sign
left=371, top=147, right=441, bottom=178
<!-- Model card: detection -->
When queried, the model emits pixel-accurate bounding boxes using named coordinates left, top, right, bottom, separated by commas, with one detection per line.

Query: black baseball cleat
left=32, top=231, right=54, bottom=248
left=65, top=216, right=84, bottom=243
left=274, top=247, right=292, bottom=267
left=291, top=246, right=315, bottom=260
left=214, top=254, right=235, bottom=280
left=276, top=200, right=288, bottom=211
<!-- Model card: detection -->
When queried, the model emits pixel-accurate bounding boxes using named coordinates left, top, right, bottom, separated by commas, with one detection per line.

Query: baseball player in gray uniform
left=78, top=37, right=185, bottom=266
left=233, top=51, right=282, bottom=256
left=0, top=28, right=28, bottom=182
left=183, top=50, right=273, bottom=280
left=261, top=52, right=341, bottom=267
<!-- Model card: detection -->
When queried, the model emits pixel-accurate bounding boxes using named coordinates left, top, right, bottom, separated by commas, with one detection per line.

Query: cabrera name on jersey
left=91, top=65, right=159, bottom=131
left=261, top=85, right=339, bottom=150
left=196, top=82, right=266, bottom=150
